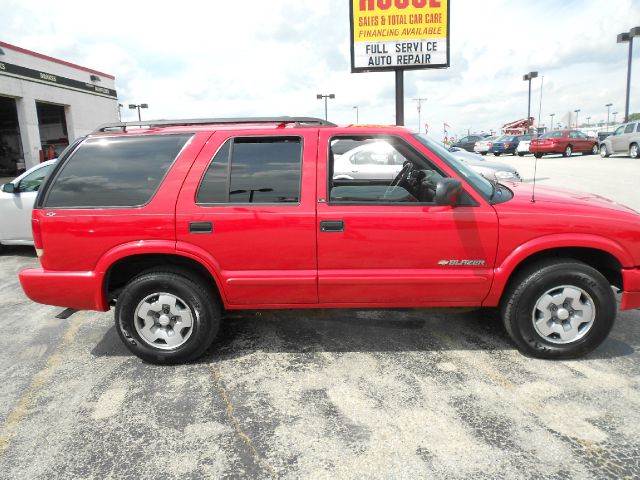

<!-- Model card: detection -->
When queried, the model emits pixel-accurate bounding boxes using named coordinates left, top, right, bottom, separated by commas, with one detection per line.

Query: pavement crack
left=209, top=364, right=277, bottom=479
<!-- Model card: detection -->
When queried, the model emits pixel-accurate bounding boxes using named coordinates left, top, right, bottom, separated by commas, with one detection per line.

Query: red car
left=18, top=117, right=640, bottom=364
left=529, top=130, right=599, bottom=158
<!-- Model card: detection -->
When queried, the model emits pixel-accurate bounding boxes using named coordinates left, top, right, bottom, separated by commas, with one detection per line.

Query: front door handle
left=320, top=220, right=344, bottom=232
left=189, top=222, right=213, bottom=234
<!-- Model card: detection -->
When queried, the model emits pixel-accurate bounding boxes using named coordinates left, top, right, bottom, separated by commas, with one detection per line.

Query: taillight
left=488, top=142, right=492, bottom=147
left=32, top=218, right=43, bottom=257
left=505, top=143, right=511, bottom=148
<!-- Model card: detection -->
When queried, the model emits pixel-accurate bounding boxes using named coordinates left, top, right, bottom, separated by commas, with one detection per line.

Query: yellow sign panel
left=350, top=0, right=450, bottom=72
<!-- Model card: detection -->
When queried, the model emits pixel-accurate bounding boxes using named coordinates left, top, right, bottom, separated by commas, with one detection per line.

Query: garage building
left=0, top=41, right=118, bottom=175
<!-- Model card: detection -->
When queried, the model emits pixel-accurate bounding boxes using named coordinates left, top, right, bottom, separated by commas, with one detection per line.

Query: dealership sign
left=350, top=0, right=450, bottom=72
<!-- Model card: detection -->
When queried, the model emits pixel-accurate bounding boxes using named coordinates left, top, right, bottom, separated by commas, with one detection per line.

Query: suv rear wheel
left=115, top=271, right=220, bottom=364
left=501, top=259, right=615, bottom=359
left=630, top=143, right=639, bottom=159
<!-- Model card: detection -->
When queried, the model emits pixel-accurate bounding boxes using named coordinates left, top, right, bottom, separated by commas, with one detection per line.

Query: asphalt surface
left=1, top=153, right=639, bottom=479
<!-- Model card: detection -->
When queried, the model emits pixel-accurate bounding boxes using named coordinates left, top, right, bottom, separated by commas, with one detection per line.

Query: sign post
left=349, top=0, right=450, bottom=126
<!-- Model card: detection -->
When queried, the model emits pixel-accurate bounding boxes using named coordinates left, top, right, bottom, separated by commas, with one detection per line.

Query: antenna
left=531, top=155, right=538, bottom=203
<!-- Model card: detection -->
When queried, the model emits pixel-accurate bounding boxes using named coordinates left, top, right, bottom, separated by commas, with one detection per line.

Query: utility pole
left=353, top=105, right=359, bottom=124
left=412, top=97, right=428, bottom=133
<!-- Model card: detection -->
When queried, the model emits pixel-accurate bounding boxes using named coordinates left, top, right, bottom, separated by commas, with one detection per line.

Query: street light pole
left=617, top=27, right=640, bottom=123
left=353, top=106, right=359, bottom=124
left=574, top=109, right=581, bottom=128
left=586, top=116, right=591, bottom=127
left=550, top=113, right=555, bottom=131
left=412, top=97, right=428, bottom=133
left=128, top=103, right=148, bottom=122
left=605, top=103, right=613, bottom=131
left=613, top=111, right=618, bottom=125
left=523, top=71, right=538, bottom=133
left=316, top=94, right=335, bottom=121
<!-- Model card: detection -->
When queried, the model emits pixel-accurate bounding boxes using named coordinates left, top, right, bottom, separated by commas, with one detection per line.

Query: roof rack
left=92, top=116, right=337, bottom=134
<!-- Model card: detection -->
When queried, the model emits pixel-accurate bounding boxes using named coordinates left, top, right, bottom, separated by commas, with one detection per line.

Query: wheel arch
left=483, top=237, right=629, bottom=307
left=104, top=252, right=225, bottom=307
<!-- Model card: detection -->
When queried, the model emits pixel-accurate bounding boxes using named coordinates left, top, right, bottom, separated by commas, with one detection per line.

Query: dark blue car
left=490, top=135, right=520, bottom=156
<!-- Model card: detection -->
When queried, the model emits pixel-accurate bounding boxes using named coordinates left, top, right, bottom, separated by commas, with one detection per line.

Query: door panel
left=316, top=131, right=499, bottom=306
left=176, top=130, right=319, bottom=305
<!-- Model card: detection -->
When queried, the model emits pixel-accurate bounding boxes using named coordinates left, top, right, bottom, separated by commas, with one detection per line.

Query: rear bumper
left=19, top=268, right=108, bottom=311
left=529, top=145, right=560, bottom=154
left=621, top=268, right=640, bottom=310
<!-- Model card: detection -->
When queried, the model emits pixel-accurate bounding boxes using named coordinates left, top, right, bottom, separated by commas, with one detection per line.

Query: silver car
left=447, top=147, right=522, bottom=182
left=473, top=135, right=499, bottom=155
left=333, top=140, right=521, bottom=183
left=0, top=160, right=55, bottom=250
left=600, top=121, right=640, bottom=158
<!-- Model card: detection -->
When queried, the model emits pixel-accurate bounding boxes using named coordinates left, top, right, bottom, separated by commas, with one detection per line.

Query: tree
left=629, top=112, right=640, bottom=122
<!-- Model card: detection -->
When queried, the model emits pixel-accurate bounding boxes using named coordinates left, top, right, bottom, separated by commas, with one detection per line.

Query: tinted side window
left=45, top=134, right=192, bottom=208
left=197, top=137, right=302, bottom=204
left=637, top=123, right=640, bottom=133
left=624, top=123, right=635, bottom=134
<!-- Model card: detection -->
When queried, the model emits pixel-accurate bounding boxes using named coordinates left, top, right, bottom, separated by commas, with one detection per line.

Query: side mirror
left=2, top=183, right=16, bottom=194
left=435, top=178, right=463, bottom=206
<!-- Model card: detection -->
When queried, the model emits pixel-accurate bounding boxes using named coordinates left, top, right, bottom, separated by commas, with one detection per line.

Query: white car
left=0, top=160, right=55, bottom=250
left=473, top=136, right=499, bottom=155
left=517, top=139, right=531, bottom=156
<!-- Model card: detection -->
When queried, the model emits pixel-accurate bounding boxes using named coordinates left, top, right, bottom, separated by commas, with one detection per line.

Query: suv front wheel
left=115, top=271, right=220, bottom=364
left=501, top=259, right=616, bottom=359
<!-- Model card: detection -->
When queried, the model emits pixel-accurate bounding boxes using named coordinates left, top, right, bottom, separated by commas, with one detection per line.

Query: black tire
left=115, top=271, right=220, bottom=364
left=630, top=143, right=639, bottom=159
left=518, top=152, right=525, bottom=157
left=591, top=144, right=599, bottom=155
left=600, top=144, right=610, bottom=158
left=563, top=145, right=573, bottom=157
left=534, top=153, right=543, bottom=158
left=500, top=259, right=616, bottom=359
left=481, top=152, right=487, bottom=156
left=494, top=152, right=501, bottom=156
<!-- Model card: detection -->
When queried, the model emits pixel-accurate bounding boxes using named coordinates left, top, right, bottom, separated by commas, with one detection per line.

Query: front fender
left=482, top=233, right=632, bottom=307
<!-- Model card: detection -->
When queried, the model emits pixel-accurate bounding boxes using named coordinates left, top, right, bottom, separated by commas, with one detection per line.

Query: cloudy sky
left=2, top=0, right=639, bottom=137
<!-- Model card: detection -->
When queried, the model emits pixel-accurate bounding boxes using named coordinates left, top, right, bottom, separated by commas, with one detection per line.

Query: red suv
left=19, top=117, right=640, bottom=364
left=529, top=130, right=599, bottom=158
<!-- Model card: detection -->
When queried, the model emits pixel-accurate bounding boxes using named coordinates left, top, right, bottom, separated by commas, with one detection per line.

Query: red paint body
left=529, top=130, right=598, bottom=156
left=18, top=123, right=640, bottom=313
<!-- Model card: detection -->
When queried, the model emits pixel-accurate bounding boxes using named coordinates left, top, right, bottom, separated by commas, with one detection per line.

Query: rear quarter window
left=44, top=134, right=192, bottom=208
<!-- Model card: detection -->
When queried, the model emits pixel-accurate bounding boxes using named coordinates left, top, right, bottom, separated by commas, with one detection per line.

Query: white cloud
left=1, top=0, right=639, bottom=137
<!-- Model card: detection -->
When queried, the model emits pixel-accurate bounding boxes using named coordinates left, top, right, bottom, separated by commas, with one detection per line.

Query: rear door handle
left=189, top=222, right=213, bottom=234
left=320, top=220, right=344, bottom=232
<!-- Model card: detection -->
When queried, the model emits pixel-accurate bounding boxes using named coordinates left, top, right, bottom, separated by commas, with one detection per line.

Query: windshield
left=413, top=134, right=494, bottom=198
left=540, top=131, right=564, bottom=138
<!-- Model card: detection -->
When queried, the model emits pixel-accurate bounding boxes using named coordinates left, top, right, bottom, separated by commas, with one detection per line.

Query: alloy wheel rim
left=632, top=145, right=638, bottom=157
left=134, top=292, right=194, bottom=349
left=532, top=285, right=595, bottom=344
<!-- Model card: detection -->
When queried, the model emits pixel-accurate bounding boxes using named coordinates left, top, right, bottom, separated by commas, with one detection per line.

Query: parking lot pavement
left=497, top=152, right=640, bottom=211
left=1, top=161, right=640, bottom=479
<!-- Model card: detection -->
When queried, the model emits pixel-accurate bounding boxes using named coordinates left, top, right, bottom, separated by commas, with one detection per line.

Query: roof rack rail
left=92, top=116, right=337, bottom=134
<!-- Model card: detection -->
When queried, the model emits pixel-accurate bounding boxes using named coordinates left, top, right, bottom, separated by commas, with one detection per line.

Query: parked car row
left=474, top=130, right=606, bottom=158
